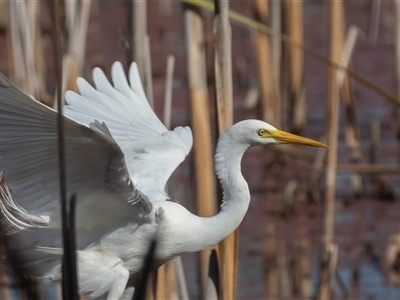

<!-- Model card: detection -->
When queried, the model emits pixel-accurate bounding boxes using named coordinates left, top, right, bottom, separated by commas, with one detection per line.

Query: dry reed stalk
left=155, top=55, right=181, bottom=300
left=214, top=0, right=233, bottom=133
left=308, top=26, right=359, bottom=202
left=254, top=0, right=275, bottom=124
left=154, top=239, right=181, bottom=298
left=174, top=257, right=189, bottom=299
left=62, top=0, right=92, bottom=99
left=316, top=0, right=344, bottom=298
left=339, top=27, right=363, bottom=197
left=132, top=0, right=147, bottom=84
left=337, top=164, right=400, bottom=173
left=285, top=0, right=305, bottom=134
left=66, top=0, right=91, bottom=72
left=19, top=1, right=39, bottom=97
left=264, top=225, right=278, bottom=299
left=6, top=2, right=16, bottom=83
left=61, top=55, right=79, bottom=107
left=155, top=264, right=177, bottom=299
left=165, top=260, right=178, bottom=298
left=47, top=0, right=79, bottom=297
left=168, top=263, right=179, bottom=298
left=336, top=26, right=358, bottom=87
left=270, top=0, right=281, bottom=128
left=163, top=55, right=175, bottom=129
left=324, top=0, right=344, bottom=248
left=155, top=264, right=167, bottom=299
left=161, top=55, right=190, bottom=299
left=129, top=5, right=167, bottom=294
left=185, top=9, right=217, bottom=299
left=8, top=1, right=39, bottom=97
left=213, top=1, right=236, bottom=298
left=144, top=35, right=154, bottom=108
left=33, top=13, right=48, bottom=105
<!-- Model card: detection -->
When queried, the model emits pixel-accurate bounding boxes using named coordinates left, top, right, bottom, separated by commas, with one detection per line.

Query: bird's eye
left=258, top=129, right=266, bottom=136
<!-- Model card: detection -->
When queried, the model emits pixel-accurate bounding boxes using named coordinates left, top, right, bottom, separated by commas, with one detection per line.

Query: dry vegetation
left=1, top=0, right=400, bottom=299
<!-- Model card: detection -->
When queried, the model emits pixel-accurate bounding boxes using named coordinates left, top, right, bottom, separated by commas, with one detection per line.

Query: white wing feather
left=0, top=74, right=152, bottom=249
left=64, top=62, right=193, bottom=202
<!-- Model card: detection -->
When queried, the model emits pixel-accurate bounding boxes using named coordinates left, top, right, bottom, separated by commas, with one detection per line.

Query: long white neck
left=186, top=130, right=251, bottom=251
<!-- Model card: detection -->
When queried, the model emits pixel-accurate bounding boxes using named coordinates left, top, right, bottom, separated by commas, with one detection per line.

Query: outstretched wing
left=64, top=62, right=193, bottom=202
left=0, top=74, right=152, bottom=249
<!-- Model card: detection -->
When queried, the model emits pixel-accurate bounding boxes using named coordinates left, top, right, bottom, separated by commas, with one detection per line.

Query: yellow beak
left=271, top=129, right=328, bottom=148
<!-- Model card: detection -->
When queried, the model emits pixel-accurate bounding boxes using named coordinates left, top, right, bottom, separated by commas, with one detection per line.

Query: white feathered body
left=0, top=61, right=274, bottom=299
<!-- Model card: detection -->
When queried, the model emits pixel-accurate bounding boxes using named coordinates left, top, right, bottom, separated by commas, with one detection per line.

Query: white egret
left=0, top=62, right=326, bottom=299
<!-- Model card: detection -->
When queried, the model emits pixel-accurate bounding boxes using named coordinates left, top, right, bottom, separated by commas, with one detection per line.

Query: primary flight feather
left=0, top=62, right=326, bottom=299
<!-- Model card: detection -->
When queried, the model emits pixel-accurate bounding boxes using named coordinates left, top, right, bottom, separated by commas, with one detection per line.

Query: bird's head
left=228, top=120, right=327, bottom=148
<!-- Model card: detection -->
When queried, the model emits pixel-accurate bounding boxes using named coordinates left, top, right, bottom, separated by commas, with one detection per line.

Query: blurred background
left=1, top=0, right=400, bottom=299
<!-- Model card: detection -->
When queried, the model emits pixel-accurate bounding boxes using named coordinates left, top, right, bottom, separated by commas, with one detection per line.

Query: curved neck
left=189, top=131, right=251, bottom=251
left=215, top=130, right=251, bottom=216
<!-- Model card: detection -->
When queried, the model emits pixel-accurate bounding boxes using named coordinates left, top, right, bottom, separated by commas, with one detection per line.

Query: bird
left=0, top=61, right=327, bottom=299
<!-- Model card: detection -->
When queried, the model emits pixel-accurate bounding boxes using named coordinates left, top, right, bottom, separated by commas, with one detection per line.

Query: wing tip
left=76, top=77, right=88, bottom=91
left=92, top=66, right=103, bottom=78
left=112, top=61, right=123, bottom=69
left=111, top=61, right=125, bottom=78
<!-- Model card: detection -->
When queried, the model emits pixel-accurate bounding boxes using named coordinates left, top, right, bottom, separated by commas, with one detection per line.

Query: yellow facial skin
left=257, top=128, right=328, bottom=148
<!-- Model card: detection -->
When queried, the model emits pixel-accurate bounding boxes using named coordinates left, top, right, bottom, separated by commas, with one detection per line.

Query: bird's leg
left=106, top=265, right=130, bottom=300
left=120, top=287, right=135, bottom=300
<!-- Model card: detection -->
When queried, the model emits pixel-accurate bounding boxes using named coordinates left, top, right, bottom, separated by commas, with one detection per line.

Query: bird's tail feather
left=7, top=247, right=63, bottom=279
left=0, top=171, right=50, bottom=233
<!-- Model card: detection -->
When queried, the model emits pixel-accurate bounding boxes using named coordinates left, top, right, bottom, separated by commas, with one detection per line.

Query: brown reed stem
left=132, top=0, right=147, bottom=84
left=214, top=0, right=236, bottom=298
left=339, top=27, right=363, bottom=197
left=47, top=0, right=79, bottom=299
left=270, top=0, right=281, bottom=128
left=254, top=0, right=274, bottom=124
left=163, top=55, right=175, bottom=130
left=285, top=0, right=305, bottom=134
left=185, top=8, right=217, bottom=299
left=316, top=0, right=344, bottom=298
left=143, top=35, right=154, bottom=108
